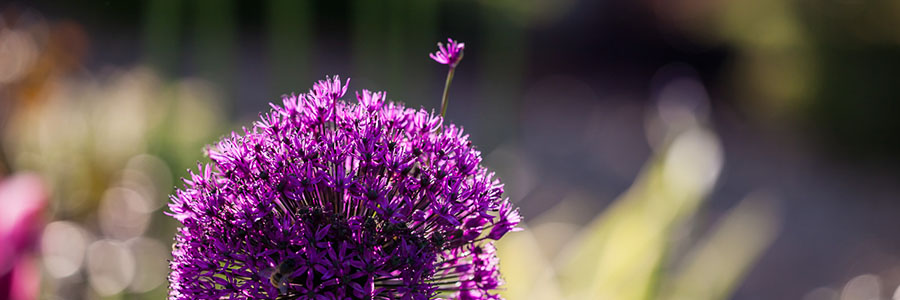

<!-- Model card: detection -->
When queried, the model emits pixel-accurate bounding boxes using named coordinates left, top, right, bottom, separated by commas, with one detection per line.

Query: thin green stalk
left=439, top=66, right=456, bottom=119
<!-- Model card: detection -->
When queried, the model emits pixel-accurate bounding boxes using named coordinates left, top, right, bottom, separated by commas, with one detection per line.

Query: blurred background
left=1, top=0, right=899, bottom=299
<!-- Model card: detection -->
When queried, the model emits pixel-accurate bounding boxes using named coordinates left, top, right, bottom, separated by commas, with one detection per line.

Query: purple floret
left=429, top=38, right=465, bottom=68
left=167, top=76, right=520, bottom=300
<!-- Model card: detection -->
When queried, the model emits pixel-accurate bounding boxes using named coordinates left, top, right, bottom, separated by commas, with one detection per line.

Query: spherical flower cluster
left=168, top=75, right=520, bottom=299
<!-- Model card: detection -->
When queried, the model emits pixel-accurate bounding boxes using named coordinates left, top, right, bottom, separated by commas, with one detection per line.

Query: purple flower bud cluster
left=168, top=76, right=520, bottom=299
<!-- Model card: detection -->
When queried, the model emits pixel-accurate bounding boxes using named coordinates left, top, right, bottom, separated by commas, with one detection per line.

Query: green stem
left=439, top=66, right=456, bottom=119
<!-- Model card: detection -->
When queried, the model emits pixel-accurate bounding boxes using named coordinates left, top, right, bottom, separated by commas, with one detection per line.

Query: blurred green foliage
left=497, top=122, right=780, bottom=300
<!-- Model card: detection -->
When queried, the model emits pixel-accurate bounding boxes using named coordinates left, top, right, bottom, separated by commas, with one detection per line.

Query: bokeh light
left=40, top=221, right=88, bottom=279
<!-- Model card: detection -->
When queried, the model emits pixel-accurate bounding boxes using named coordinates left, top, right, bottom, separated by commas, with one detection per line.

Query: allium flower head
left=168, top=73, right=520, bottom=298
left=429, top=38, right=465, bottom=67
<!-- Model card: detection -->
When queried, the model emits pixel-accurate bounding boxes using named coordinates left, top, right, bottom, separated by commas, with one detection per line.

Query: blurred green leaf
left=660, top=192, right=781, bottom=300
left=554, top=127, right=722, bottom=300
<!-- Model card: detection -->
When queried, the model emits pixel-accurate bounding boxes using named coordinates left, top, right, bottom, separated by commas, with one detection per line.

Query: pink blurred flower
left=0, top=173, right=47, bottom=300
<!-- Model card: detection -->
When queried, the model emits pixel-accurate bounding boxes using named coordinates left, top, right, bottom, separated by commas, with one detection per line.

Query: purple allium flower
left=429, top=39, right=465, bottom=68
left=431, top=39, right=465, bottom=119
left=168, top=74, right=521, bottom=299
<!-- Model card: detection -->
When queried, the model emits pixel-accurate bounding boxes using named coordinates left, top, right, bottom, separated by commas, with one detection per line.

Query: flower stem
left=439, top=66, right=456, bottom=119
